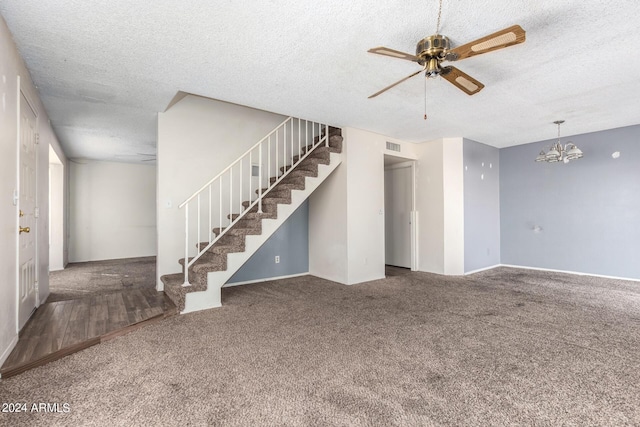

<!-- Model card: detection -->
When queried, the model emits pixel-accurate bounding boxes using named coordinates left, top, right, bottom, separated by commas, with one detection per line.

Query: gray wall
left=500, top=124, right=640, bottom=279
left=227, top=200, right=309, bottom=284
left=463, top=138, right=501, bottom=273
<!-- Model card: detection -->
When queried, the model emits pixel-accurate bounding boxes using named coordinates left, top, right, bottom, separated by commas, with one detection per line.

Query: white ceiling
left=2, top=0, right=640, bottom=163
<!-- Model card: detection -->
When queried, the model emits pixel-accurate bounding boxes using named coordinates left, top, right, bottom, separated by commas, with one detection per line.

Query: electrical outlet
left=275, top=256, right=280, bottom=264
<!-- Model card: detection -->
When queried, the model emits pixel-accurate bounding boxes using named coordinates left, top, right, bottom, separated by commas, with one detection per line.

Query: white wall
left=0, top=15, right=66, bottom=365
left=442, top=138, right=465, bottom=275
left=49, top=147, right=65, bottom=271
left=309, top=127, right=418, bottom=285
left=69, top=161, right=156, bottom=262
left=463, top=138, right=500, bottom=273
left=415, top=139, right=445, bottom=274
left=344, top=128, right=386, bottom=284
left=157, top=95, right=286, bottom=289
left=415, top=137, right=465, bottom=275
left=309, top=161, right=349, bottom=283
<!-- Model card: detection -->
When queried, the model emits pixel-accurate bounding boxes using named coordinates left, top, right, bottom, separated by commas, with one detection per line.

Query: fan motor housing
left=416, top=35, right=450, bottom=64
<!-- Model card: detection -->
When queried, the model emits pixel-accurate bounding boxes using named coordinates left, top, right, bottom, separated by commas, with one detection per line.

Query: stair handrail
left=178, top=116, right=330, bottom=287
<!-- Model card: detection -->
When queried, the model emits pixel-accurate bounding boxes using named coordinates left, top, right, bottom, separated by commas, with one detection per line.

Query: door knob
left=19, top=226, right=30, bottom=234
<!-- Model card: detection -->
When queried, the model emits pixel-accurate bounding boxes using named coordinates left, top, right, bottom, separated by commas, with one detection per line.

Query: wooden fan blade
left=440, top=66, right=485, bottom=95
left=368, top=46, right=419, bottom=62
left=447, top=25, right=525, bottom=61
left=368, top=68, right=424, bottom=99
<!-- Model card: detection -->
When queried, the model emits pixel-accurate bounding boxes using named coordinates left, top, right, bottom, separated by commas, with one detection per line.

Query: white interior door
left=384, top=166, right=412, bottom=268
left=18, top=92, right=38, bottom=330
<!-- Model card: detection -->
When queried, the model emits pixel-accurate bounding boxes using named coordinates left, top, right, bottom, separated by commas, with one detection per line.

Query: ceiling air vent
left=386, top=141, right=401, bottom=152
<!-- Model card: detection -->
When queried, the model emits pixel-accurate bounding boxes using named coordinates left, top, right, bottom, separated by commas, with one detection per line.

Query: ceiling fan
left=368, top=21, right=526, bottom=98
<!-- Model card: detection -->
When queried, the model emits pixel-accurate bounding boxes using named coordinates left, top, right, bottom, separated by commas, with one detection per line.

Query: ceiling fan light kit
left=535, top=120, right=584, bottom=164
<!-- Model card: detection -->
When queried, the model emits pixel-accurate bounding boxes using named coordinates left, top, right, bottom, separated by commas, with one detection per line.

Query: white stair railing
left=178, top=117, right=330, bottom=286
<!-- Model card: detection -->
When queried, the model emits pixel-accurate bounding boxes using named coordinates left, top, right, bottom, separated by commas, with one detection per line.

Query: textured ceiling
left=2, top=0, right=640, bottom=162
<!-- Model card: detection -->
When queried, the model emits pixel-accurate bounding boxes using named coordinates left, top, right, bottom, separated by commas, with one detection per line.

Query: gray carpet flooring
left=1, top=267, right=639, bottom=426
left=47, top=257, right=156, bottom=302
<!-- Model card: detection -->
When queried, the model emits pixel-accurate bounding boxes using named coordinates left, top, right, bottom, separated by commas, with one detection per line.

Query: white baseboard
left=500, top=264, right=640, bottom=283
left=223, top=272, right=309, bottom=288
left=307, top=272, right=349, bottom=285
left=0, top=334, right=19, bottom=375
left=464, top=264, right=502, bottom=275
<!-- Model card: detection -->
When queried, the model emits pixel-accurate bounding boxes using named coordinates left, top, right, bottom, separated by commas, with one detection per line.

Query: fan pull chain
left=424, top=75, right=428, bottom=120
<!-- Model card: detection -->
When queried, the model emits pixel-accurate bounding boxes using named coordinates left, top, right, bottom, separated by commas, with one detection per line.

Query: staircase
left=161, top=119, right=343, bottom=313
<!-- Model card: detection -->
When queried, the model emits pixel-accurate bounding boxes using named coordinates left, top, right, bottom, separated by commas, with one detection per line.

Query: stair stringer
left=181, top=151, right=343, bottom=313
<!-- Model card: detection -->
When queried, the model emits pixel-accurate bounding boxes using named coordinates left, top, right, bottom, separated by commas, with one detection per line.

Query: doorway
left=17, top=89, right=38, bottom=330
left=384, top=155, right=417, bottom=272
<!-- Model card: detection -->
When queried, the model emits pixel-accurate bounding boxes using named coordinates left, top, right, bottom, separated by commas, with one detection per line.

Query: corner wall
left=415, top=138, right=465, bottom=275
left=0, top=15, right=66, bottom=365
left=310, top=127, right=418, bottom=284
left=500, top=124, right=640, bottom=279
left=308, top=160, right=348, bottom=283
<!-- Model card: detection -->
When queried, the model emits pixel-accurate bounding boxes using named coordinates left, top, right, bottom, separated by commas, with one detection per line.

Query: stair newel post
left=219, top=179, right=222, bottom=235
left=325, top=124, right=329, bottom=147
left=258, top=142, right=263, bottom=214
left=239, top=160, right=243, bottom=214
left=249, top=151, right=252, bottom=203
left=182, top=203, right=190, bottom=287
left=275, top=130, right=278, bottom=188
left=267, top=137, right=271, bottom=192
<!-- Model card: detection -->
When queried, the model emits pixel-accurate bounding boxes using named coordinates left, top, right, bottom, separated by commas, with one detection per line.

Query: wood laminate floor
left=1, top=288, right=176, bottom=378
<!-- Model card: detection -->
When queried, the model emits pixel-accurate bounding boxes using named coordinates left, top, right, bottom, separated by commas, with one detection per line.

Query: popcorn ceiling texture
left=1, top=0, right=640, bottom=161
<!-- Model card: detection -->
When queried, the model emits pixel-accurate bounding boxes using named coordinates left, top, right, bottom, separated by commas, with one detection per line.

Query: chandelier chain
left=436, top=0, right=443, bottom=34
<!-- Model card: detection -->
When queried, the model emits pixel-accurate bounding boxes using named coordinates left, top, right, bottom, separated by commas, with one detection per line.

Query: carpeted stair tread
left=279, top=168, right=318, bottom=179
left=209, top=242, right=246, bottom=255
left=179, top=253, right=227, bottom=272
left=292, top=145, right=339, bottom=163
left=256, top=181, right=305, bottom=194
left=255, top=175, right=305, bottom=195
left=213, top=223, right=261, bottom=237
left=264, top=188, right=293, bottom=199
left=242, top=196, right=291, bottom=209
left=280, top=162, right=319, bottom=174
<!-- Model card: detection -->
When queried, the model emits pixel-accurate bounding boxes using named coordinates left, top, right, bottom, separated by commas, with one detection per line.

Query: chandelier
left=535, top=120, right=583, bottom=163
